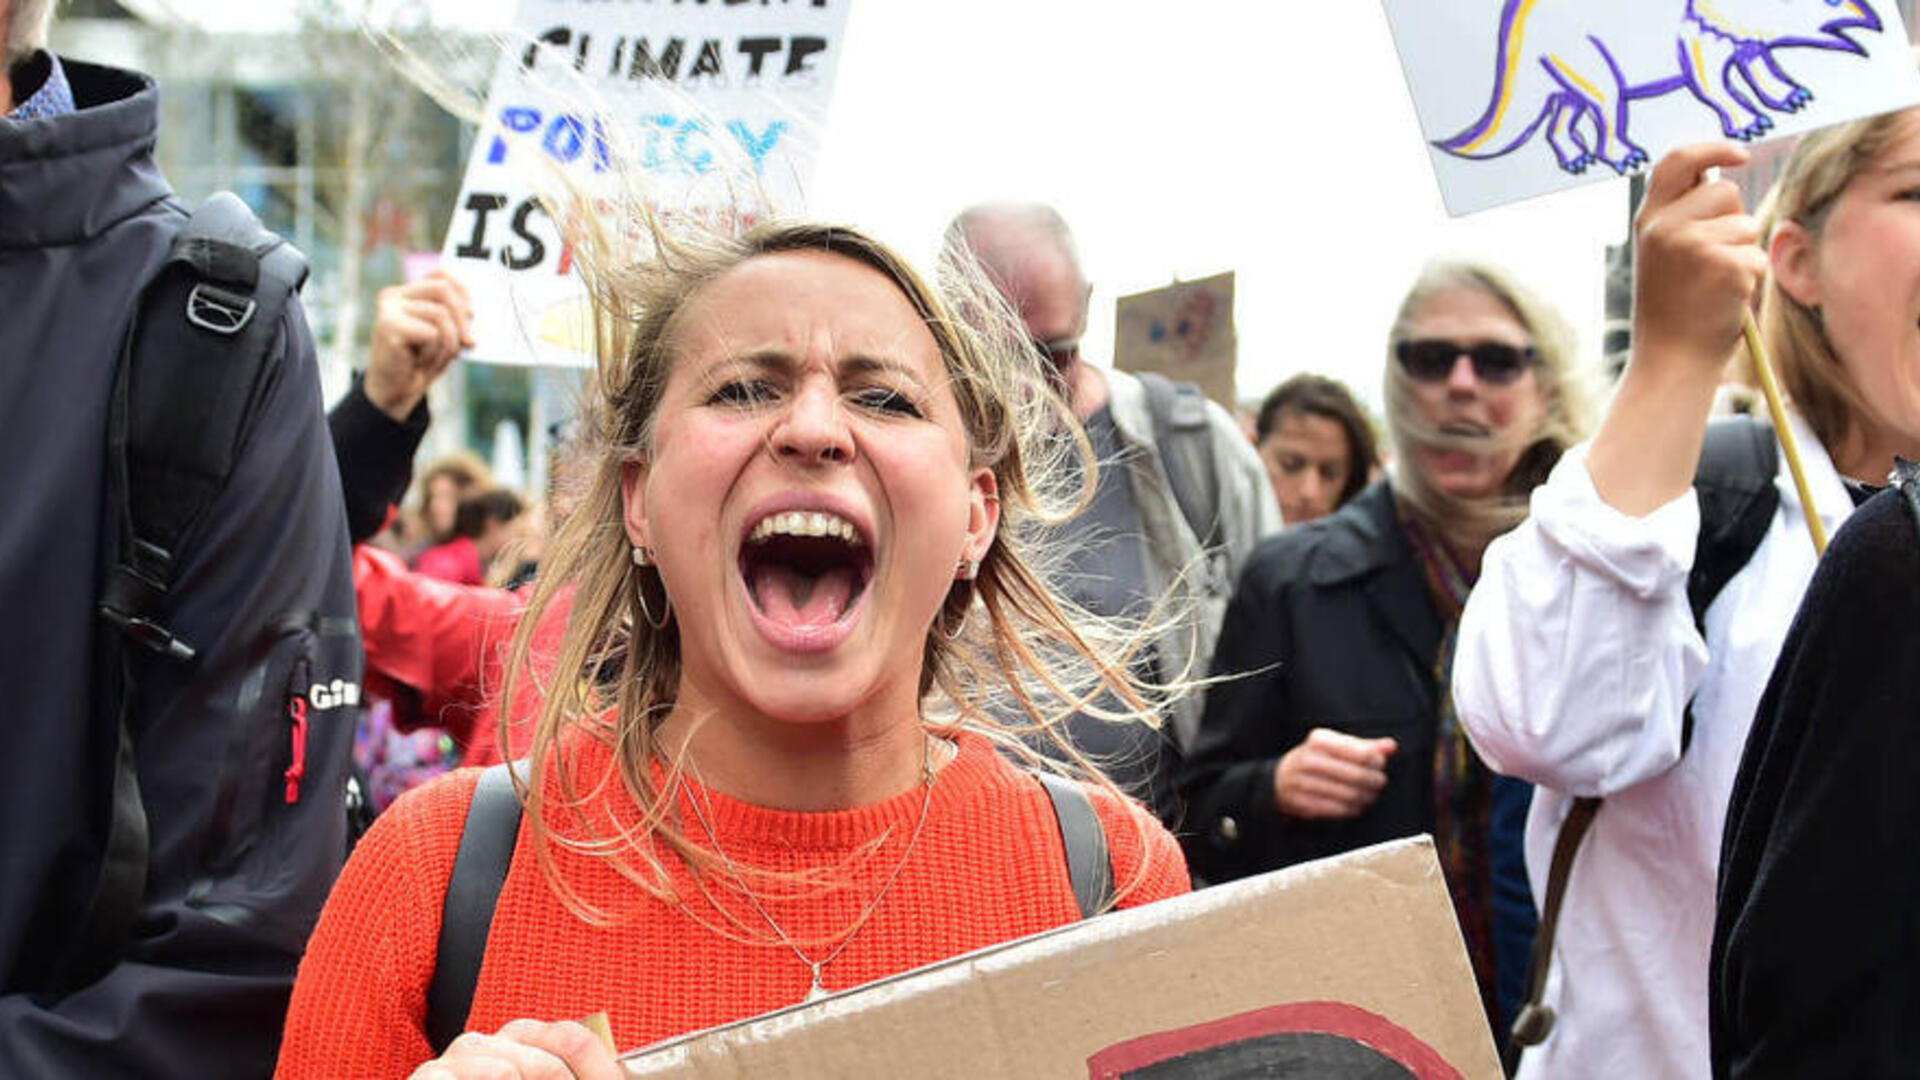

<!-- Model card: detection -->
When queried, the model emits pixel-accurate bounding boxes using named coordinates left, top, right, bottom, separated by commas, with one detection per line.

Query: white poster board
left=442, top=0, right=852, bottom=366
left=1382, top=0, right=1920, bottom=215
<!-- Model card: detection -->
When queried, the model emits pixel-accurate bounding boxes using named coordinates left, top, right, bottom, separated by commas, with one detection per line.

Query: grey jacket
left=1101, top=369, right=1283, bottom=749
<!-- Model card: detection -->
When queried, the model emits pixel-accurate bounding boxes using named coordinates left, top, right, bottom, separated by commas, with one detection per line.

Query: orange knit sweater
left=275, top=730, right=1188, bottom=1077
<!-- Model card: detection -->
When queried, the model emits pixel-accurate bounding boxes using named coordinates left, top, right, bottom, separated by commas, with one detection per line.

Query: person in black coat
left=1711, top=463, right=1920, bottom=1080
left=1179, top=259, right=1596, bottom=1037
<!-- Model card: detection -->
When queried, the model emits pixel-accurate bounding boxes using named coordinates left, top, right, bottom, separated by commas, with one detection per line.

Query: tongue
left=752, top=564, right=859, bottom=628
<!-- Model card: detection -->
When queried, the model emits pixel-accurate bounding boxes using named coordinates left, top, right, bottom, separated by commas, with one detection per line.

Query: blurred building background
left=49, top=0, right=564, bottom=491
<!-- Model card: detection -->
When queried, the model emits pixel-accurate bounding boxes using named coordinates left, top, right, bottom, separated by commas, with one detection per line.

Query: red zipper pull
left=285, top=693, right=309, bottom=804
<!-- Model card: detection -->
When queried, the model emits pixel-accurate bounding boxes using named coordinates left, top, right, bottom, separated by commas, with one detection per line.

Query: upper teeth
left=749, top=511, right=863, bottom=545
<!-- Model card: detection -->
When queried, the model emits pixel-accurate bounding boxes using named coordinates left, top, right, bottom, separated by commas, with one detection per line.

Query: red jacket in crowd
left=354, top=545, right=568, bottom=766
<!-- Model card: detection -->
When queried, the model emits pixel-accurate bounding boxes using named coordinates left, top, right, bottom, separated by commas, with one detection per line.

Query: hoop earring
left=940, top=596, right=971, bottom=642
left=632, top=548, right=672, bottom=630
left=955, top=557, right=979, bottom=582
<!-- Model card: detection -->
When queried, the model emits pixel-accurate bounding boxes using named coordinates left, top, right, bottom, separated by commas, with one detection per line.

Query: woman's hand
left=408, top=1019, right=622, bottom=1080
left=365, top=270, right=475, bottom=423
left=1631, top=142, right=1769, bottom=376
left=1589, top=142, right=1771, bottom=516
left=1274, top=728, right=1398, bottom=820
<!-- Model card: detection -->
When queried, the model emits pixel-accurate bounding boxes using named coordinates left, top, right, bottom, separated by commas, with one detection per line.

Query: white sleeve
left=1453, top=443, right=1710, bottom=797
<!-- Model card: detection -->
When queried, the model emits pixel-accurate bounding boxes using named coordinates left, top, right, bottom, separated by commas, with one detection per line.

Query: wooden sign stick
left=1740, top=309, right=1830, bottom=556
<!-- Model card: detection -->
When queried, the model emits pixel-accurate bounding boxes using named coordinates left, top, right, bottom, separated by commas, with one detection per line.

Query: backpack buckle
left=98, top=604, right=198, bottom=663
left=186, top=283, right=257, bottom=336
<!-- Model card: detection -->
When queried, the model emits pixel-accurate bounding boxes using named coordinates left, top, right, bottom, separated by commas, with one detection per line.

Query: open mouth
left=739, top=510, right=874, bottom=635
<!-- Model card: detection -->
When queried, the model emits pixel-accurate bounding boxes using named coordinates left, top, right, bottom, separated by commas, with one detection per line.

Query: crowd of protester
left=8, top=2, right=1920, bottom=1077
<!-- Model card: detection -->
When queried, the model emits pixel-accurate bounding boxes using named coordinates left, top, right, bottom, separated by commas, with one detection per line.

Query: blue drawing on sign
left=1434, top=0, right=1884, bottom=175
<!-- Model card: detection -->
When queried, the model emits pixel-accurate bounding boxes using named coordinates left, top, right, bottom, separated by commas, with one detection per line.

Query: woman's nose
left=1446, top=353, right=1480, bottom=395
left=771, top=381, right=854, bottom=465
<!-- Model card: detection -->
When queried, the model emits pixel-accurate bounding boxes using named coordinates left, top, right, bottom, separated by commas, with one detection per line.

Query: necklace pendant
left=805, top=965, right=831, bottom=1004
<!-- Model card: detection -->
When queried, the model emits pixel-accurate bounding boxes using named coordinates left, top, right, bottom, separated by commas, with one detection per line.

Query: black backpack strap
left=99, top=192, right=310, bottom=661
left=428, top=763, right=526, bottom=1054
left=50, top=193, right=308, bottom=1000
left=1034, top=771, right=1114, bottom=919
left=1137, top=371, right=1223, bottom=553
left=1683, top=417, right=1780, bottom=750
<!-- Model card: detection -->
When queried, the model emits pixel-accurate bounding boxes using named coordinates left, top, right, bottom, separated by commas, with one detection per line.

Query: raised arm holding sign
left=1383, top=2, right=1920, bottom=1076
left=1443, top=75, right=1920, bottom=1080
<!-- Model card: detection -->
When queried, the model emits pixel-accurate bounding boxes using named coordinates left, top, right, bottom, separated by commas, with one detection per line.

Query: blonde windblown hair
left=1754, top=108, right=1915, bottom=465
left=1384, top=259, right=1597, bottom=551
left=494, top=200, right=1169, bottom=918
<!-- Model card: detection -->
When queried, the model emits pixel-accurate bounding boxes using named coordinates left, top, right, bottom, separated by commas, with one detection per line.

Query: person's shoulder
left=1799, top=485, right=1920, bottom=616
left=1831, top=485, right=1920, bottom=568
left=1242, top=487, right=1390, bottom=585
left=363, top=766, right=492, bottom=876
left=1079, top=780, right=1190, bottom=908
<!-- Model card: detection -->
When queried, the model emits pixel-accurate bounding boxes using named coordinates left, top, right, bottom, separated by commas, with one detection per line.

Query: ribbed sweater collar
left=554, top=728, right=1002, bottom=853
left=668, top=731, right=997, bottom=850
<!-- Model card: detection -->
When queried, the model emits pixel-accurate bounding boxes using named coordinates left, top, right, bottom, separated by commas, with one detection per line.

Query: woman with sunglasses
left=1180, top=260, right=1595, bottom=1043
left=1454, top=121, right=1920, bottom=1079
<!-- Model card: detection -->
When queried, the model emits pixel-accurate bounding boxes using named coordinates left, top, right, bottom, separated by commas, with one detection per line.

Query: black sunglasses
left=1395, top=339, right=1539, bottom=386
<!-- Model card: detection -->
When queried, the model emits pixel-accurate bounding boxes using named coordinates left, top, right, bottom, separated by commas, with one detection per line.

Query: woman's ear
left=621, top=456, right=651, bottom=552
left=964, top=468, right=1000, bottom=566
left=1770, top=220, right=1822, bottom=309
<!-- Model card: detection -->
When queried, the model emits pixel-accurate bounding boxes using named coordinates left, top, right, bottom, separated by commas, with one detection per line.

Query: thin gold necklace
left=682, top=737, right=942, bottom=1004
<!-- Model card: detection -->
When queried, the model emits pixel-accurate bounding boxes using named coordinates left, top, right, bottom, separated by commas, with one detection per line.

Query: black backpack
left=47, top=193, right=365, bottom=999
left=1506, top=416, right=1780, bottom=1067
left=422, top=763, right=1117, bottom=1053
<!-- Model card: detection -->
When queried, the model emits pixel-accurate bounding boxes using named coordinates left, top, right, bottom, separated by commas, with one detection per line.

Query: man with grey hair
left=3, top=2, right=360, bottom=1076
left=948, top=204, right=1281, bottom=828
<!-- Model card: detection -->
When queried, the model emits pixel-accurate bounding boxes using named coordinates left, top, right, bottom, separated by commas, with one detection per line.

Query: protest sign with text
left=1383, top=0, right=1920, bottom=215
left=443, top=0, right=851, bottom=366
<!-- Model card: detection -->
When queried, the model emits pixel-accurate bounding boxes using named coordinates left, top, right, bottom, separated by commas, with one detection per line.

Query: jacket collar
left=1305, top=480, right=1444, bottom=679
left=1302, top=481, right=1415, bottom=587
left=0, top=59, right=172, bottom=250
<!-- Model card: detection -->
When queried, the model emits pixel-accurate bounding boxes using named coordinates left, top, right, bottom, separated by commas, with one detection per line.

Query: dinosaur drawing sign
left=1383, top=0, right=1920, bottom=214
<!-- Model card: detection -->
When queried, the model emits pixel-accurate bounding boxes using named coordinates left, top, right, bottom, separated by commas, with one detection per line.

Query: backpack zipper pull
left=285, top=692, right=309, bottom=804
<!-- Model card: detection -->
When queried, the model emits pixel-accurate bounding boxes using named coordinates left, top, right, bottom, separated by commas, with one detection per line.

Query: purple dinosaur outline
left=1434, top=0, right=1884, bottom=175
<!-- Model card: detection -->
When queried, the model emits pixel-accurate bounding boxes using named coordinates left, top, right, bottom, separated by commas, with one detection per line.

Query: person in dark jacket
left=1, top=9, right=361, bottom=1076
left=1710, top=462, right=1920, bottom=1080
left=1179, top=260, right=1595, bottom=1039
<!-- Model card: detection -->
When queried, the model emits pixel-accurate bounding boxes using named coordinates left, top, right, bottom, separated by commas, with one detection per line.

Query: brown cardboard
left=1113, top=272, right=1237, bottom=411
left=621, top=836, right=1501, bottom=1079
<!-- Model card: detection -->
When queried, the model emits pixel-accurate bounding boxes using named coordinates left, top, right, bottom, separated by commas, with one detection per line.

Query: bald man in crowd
left=948, top=204, right=1280, bottom=827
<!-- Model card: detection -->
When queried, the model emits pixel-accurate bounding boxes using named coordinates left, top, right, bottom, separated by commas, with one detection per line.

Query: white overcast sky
left=123, top=0, right=1632, bottom=410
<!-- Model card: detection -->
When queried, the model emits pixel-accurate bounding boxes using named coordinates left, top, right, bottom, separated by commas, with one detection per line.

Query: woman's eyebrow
left=1873, top=159, right=1920, bottom=182
left=838, top=355, right=928, bottom=388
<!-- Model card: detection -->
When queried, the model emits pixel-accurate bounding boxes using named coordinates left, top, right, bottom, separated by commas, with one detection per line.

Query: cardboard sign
left=1382, top=0, right=1920, bottom=215
left=1113, top=273, right=1237, bottom=411
left=441, top=0, right=852, bottom=366
left=620, top=837, right=1501, bottom=1079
